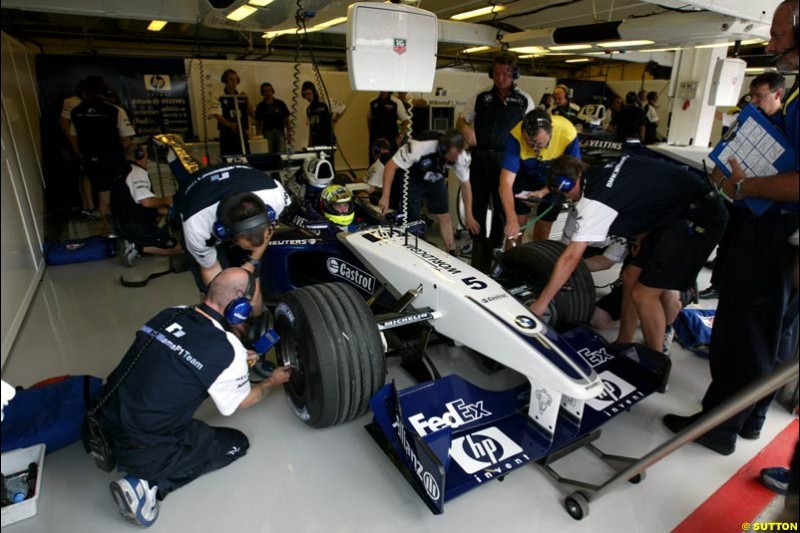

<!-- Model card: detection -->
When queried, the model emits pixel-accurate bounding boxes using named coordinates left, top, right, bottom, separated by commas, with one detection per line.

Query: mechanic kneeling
left=530, top=154, right=728, bottom=354
left=98, top=268, right=291, bottom=527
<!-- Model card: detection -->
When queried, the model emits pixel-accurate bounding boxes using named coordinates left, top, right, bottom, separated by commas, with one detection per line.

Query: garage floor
left=2, top=248, right=796, bottom=533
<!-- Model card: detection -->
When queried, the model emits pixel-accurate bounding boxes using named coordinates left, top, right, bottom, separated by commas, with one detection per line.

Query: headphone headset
left=549, top=174, right=576, bottom=193
left=205, top=269, right=256, bottom=326
left=437, top=130, right=466, bottom=156
left=211, top=206, right=276, bottom=243
left=372, top=138, right=391, bottom=157
left=134, top=144, right=146, bottom=161
left=489, top=54, right=521, bottom=80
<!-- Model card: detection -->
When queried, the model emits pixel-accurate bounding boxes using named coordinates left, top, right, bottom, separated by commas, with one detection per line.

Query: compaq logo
left=326, top=258, right=375, bottom=293
left=165, top=323, right=186, bottom=338
left=408, top=399, right=491, bottom=437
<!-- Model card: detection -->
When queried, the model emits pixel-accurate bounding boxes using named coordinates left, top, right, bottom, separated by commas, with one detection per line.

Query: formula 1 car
left=157, top=135, right=670, bottom=515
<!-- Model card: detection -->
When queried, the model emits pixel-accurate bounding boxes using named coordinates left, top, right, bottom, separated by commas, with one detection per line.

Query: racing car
left=157, top=135, right=670, bottom=516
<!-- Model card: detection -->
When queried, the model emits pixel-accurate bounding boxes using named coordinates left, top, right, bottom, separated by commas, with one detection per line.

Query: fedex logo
left=408, top=399, right=491, bottom=437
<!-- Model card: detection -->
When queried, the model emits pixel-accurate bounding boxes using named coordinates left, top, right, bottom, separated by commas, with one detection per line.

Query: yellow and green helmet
left=319, top=184, right=355, bottom=226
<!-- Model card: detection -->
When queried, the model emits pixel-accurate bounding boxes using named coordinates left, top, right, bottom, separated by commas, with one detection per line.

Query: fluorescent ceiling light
left=227, top=5, right=257, bottom=21
left=565, top=58, right=591, bottom=63
left=740, top=38, right=764, bottom=45
left=695, top=41, right=733, bottom=48
left=464, top=46, right=491, bottom=53
left=745, top=67, right=776, bottom=73
left=510, top=46, right=548, bottom=54
left=147, top=20, right=167, bottom=32
left=586, top=51, right=617, bottom=55
left=549, top=44, right=593, bottom=51
left=597, top=40, right=654, bottom=48
left=640, top=47, right=684, bottom=52
left=263, top=16, right=346, bottom=38
left=249, top=0, right=274, bottom=5
left=312, top=16, right=347, bottom=30
left=547, top=53, right=576, bottom=56
left=450, top=5, right=505, bottom=20
left=518, top=54, right=546, bottom=58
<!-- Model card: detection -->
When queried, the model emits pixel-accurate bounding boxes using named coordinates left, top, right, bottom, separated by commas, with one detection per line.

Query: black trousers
left=701, top=208, right=799, bottom=444
left=470, top=150, right=506, bottom=273
left=114, top=419, right=250, bottom=500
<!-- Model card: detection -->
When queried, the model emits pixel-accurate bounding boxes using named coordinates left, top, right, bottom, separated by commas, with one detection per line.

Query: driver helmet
left=320, top=185, right=354, bottom=226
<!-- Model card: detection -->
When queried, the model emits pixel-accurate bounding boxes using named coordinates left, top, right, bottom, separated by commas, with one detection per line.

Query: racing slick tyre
left=498, top=240, right=595, bottom=328
left=274, top=282, right=386, bottom=428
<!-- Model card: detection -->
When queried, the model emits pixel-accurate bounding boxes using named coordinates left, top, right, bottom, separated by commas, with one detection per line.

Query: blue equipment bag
left=44, top=236, right=116, bottom=265
left=1, top=375, right=103, bottom=454
left=674, top=308, right=716, bottom=358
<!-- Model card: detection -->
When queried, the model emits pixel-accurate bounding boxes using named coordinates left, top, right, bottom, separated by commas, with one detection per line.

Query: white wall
left=1, top=32, right=46, bottom=367
left=185, top=59, right=555, bottom=170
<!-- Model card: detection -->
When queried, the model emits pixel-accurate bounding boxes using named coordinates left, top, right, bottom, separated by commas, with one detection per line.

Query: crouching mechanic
left=112, top=143, right=182, bottom=266
left=530, top=154, right=728, bottom=353
left=100, top=268, right=292, bottom=527
left=378, top=130, right=479, bottom=253
left=500, top=109, right=581, bottom=245
left=176, top=163, right=290, bottom=301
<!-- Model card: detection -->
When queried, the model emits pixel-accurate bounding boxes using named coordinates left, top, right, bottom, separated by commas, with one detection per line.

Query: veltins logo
left=393, top=38, right=407, bottom=55
left=450, top=427, right=524, bottom=475
left=326, top=258, right=376, bottom=293
left=515, top=315, right=536, bottom=329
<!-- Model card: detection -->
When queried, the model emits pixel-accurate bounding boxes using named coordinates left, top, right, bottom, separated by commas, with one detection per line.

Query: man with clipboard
left=664, top=0, right=799, bottom=456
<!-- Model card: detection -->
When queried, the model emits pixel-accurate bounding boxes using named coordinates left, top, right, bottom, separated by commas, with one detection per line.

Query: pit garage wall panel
left=1, top=32, right=45, bottom=367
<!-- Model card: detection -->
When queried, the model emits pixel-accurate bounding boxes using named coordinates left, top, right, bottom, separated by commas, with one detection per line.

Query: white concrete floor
left=2, top=251, right=796, bottom=533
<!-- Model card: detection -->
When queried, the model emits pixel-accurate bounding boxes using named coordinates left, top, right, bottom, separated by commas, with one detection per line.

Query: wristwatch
left=733, top=178, right=746, bottom=200
left=246, top=257, right=262, bottom=268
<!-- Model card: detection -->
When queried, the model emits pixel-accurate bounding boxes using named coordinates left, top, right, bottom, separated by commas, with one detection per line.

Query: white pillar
left=667, top=46, right=728, bottom=147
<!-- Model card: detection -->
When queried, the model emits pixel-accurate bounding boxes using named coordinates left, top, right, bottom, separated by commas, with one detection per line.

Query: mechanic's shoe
left=760, top=467, right=790, bottom=495
left=698, top=286, right=719, bottom=300
left=460, top=241, right=473, bottom=257
left=663, top=413, right=736, bottom=456
left=121, top=240, right=139, bottom=268
left=81, top=209, right=102, bottom=220
left=663, top=324, right=675, bottom=356
left=110, top=476, right=159, bottom=527
left=738, top=426, right=761, bottom=440
left=449, top=249, right=458, bottom=257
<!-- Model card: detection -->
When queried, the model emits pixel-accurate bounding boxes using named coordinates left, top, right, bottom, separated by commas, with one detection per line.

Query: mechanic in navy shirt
left=302, top=81, right=346, bottom=148
left=101, top=268, right=292, bottom=527
left=367, top=92, right=410, bottom=163
left=255, top=82, right=291, bottom=153
left=499, top=109, right=581, bottom=245
left=457, top=53, right=535, bottom=271
left=664, top=0, right=799, bottom=456
left=530, top=154, right=727, bottom=356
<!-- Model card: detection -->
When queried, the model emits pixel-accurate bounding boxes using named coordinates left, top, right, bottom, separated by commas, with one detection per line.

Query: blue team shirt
left=502, top=115, right=581, bottom=187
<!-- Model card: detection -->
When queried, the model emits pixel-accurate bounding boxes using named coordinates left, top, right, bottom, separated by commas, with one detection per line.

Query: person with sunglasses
left=499, top=109, right=581, bottom=246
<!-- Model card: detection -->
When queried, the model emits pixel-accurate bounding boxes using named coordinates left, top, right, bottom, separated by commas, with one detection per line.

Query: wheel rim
left=278, top=321, right=306, bottom=407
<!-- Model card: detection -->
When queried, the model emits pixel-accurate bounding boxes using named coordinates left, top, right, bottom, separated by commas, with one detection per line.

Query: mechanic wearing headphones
left=302, top=81, right=346, bottom=149
left=364, top=138, right=392, bottom=196
left=111, top=143, right=182, bottom=267
left=176, top=163, right=290, bottom=301
left=210, top=69, right=255, bottom=157
left=99, top=268, right=292, bottom=527
left=457, top=53, right=535, bottom=271
left=379, top=130, right=474, bottom=254
left=255, top=82, right=291, bottom=153
left=367, top=92, right=410, bottom=163
left=529, top=154, right=727, bottom=355
left=664, top=0, right=799, bottom=456
left=551, top=85, right=581, bottom=125
left=499, top=108, right=581, bottom=245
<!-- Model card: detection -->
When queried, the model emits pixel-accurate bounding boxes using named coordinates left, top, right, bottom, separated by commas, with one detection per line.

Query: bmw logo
left=515, top=315, right=536, bottom=329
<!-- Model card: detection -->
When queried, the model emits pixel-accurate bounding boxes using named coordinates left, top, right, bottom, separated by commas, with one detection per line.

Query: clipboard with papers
left=709, top=103, right=797, bottom=216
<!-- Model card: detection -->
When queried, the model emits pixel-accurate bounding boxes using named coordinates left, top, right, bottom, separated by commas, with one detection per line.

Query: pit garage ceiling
left=0, top=0, right=779, bottom=71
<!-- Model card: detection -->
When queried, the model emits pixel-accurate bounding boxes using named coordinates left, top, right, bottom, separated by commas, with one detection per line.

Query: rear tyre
left=499, top=240, right=596, bottom=328
left=274, top=282, right=386, bottom=428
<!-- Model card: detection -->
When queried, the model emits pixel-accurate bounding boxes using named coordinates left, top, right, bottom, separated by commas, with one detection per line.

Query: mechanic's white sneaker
left=663, top=324, right=675, bottom=356
left=110, top=475, right=159, bottom=527
left=121, top=240, right=139, bottom=267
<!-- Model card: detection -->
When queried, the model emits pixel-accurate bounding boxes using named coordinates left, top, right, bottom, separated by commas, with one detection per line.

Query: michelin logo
left=326, top=258, right=375, bottom=293
left=450, top=427, right=525, bottom=475
left=408, top=399, right=491, bottom=437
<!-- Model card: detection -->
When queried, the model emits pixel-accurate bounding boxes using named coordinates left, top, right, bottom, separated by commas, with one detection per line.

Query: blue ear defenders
left=134, top=145, right=146, bottom=161
left=550, top=174, right=576, bottom=193
left=212, top=205, right=276, bottom=243
left=224, top=270, right=255, bottom=325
